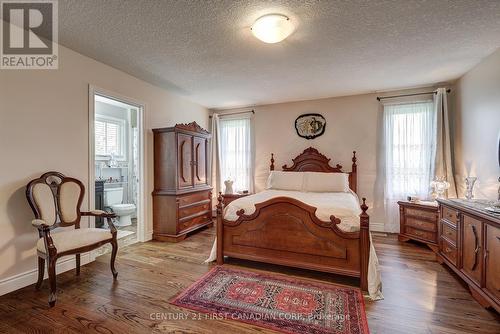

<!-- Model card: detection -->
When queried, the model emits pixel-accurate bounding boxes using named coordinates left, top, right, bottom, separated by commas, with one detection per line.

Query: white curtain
left=434, top=88, right=457, bottom=198
left=218, top=114, right=254, bottom=193
left=211, top=114, right=222, bottom=202
left=383, top=100, right=436, bottom=232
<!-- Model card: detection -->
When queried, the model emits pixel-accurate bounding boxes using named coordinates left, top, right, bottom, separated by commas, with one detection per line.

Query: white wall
left=0, top=45, right=208, bottom=293
left=212, top=87, right=444, bottom=232
left=454, top=49, right=500, bottom=199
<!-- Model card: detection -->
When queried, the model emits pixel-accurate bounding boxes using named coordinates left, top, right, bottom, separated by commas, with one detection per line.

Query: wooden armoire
left=152, top=122, right=212, bottom=242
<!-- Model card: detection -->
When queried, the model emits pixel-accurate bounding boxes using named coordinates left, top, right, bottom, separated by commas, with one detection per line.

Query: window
left=219, top=115, right=253, bottom=193
left=95, top=116, right=125, bottom=159
left=384, top=101, right=436, bottom=199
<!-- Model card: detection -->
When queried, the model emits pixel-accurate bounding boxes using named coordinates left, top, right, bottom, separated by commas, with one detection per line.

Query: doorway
left=88, top=86, right=146, bottom=258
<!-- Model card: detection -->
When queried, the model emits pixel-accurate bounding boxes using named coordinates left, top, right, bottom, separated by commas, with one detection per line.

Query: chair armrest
left=32, top=219, right=49, bottom=228
left=82, top=210, right=116, bottom=218
left=82, top=211, right=118, bottom=234
left=33, top=223, right=57, bottom=254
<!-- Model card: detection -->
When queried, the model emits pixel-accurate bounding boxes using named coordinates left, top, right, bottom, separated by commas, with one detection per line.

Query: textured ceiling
left=58, top=0, right=500, bottom=108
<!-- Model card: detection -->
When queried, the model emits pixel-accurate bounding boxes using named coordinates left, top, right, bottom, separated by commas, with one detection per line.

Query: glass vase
left=465, top=177, right=477, bottom=200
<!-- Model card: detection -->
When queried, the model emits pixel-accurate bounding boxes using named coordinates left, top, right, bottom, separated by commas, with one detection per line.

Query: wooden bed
left=216, top=147, right=370, bottom=291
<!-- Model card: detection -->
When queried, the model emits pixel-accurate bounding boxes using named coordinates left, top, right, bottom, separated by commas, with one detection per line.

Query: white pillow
left=266, top=171, right=304, bottom=191
left=303, top=172, right=350, bottom=192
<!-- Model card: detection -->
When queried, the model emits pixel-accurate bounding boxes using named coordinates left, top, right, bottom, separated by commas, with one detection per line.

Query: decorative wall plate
left=295, top=113, right=326, bottom=139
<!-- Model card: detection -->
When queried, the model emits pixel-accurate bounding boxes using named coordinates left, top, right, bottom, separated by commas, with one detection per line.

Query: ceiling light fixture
left=251, top=14, right=294, bottom=44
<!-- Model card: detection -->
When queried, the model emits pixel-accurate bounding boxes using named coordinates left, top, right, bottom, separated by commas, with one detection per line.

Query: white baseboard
left=0, top=252, right=92, bottom=296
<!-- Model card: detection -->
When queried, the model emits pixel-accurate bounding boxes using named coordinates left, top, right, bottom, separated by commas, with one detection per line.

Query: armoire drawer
left=178, top=214, right=211, bottom=232
left=179, top=203, right=211, bottom=219
left=178, top=191, right=210, bottom=207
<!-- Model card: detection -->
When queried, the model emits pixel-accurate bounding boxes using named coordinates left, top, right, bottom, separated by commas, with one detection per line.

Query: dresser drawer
left=406, top=208, right=437, bottom=221
left=440, top=221, right=457, bottom=245
left=178, top=213, right=211, bottom=232
left=405, top=226, right=436, bottom=243
left=406, top=217, right=437, bottom=232
left=440, top=237, right=457, bottom=266
left=178, top=191, right=210, bottom=207
left=179, top=202, right=210, bottom=219
left=441, top=205, right=459, bottom=226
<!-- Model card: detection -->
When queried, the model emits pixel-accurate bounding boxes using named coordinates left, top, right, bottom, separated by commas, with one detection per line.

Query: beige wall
left=213, top=87, right=443, bottom=231
left=0, top=45, right=208, bottom=286
left=454, top=49, right=500, bottom=199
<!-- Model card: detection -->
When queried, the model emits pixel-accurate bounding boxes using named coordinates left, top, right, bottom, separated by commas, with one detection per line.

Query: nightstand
left=398, top=201, right=439, bottom=253
left=222, top=192, right=251, bottom=206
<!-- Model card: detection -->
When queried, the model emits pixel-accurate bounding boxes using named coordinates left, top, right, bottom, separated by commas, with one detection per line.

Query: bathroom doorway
left=88, top=86, right=146, bottom=257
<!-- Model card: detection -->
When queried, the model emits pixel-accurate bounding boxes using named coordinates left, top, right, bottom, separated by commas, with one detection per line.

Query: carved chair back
left=26, top=172, right=85, bottom=231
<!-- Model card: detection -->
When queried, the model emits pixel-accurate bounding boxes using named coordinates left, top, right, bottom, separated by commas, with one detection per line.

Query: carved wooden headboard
left=269, top=147, right=358, bottom=193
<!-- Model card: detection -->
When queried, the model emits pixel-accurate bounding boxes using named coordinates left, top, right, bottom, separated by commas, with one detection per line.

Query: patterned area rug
left=171, top=266, right=369, bottom=334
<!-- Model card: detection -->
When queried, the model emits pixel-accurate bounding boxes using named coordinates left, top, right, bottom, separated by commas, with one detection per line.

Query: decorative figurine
left=224, top=179, right=234, bottom=194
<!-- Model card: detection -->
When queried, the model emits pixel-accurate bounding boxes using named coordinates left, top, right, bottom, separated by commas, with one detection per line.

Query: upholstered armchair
left=26, top=172, right=118, bottom=307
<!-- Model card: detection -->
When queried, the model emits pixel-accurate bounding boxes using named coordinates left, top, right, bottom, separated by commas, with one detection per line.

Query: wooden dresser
left=437, top=199, right=500, bottom=312
left=152, top=122, right=212, bottom=242
left=398, top=201, right=439, bottom=253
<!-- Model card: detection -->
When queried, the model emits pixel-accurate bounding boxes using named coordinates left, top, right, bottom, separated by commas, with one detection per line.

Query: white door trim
left=88, top=85, right=148, bottom=261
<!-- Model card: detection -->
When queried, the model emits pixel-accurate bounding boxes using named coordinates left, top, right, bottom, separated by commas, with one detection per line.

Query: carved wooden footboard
left=216, top=194, right=370, bottom=291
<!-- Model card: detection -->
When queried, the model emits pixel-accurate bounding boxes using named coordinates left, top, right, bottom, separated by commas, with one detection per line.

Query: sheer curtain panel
left=216, top=113, right=254, bottom=194
left=383, top=100, right=436, bottom=232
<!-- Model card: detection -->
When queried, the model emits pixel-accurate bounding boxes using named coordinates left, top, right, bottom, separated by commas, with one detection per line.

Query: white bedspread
left=224, top=190, right=362, bottom=231
left=205, top=190, right=383, bottom=301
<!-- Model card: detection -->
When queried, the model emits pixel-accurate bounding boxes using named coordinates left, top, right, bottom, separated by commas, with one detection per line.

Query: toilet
left=103, top=187, right=136, bottom=227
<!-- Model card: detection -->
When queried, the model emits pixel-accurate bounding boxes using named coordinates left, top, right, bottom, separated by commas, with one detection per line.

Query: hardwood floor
left=0, top=227, right=498, bottom=333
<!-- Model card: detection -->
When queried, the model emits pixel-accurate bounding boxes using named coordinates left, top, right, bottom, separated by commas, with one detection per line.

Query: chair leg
left=110, top=239, right=118, bottom=279
left=36, top=257, right=45, bottom=290
left=75, top=254, right=80, bottom=276
left=48, top=257, right=57, bottom=307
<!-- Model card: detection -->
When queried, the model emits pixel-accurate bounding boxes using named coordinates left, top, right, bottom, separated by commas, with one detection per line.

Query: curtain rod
left=376, top=89, right=451, bottom=101
left=209, top=109, right=255, bottom=118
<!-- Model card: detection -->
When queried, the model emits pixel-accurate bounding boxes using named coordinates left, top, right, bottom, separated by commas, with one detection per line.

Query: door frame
left=88, top=85, right=148, bottom=260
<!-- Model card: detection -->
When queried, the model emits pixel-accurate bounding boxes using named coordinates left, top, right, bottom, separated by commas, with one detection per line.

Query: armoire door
left=461, top=215, right=482, bottom=286
left=193, top=136, right=208, bottom=186
left=177, top=133, right=193, bottom=189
